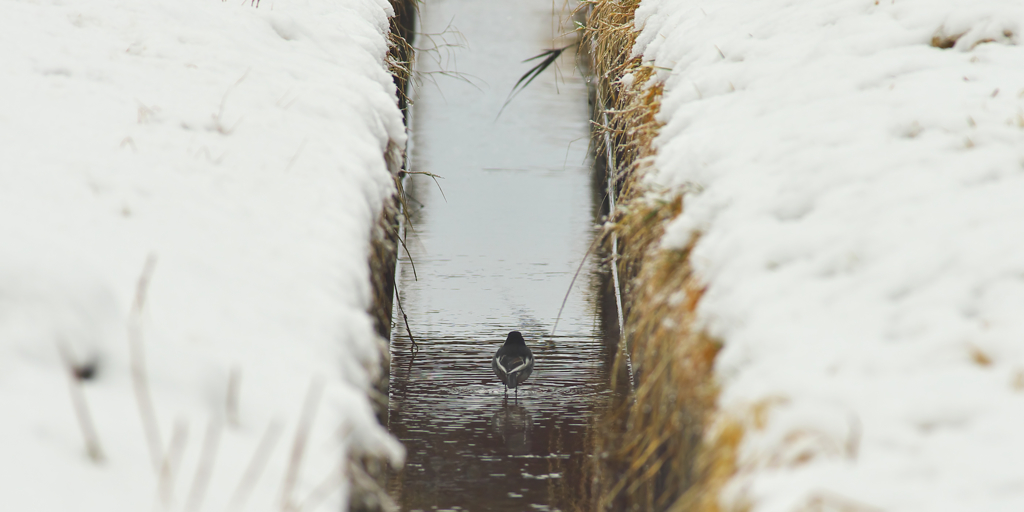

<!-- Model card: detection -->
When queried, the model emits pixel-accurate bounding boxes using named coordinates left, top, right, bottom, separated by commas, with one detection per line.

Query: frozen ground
left=1, top=0, right=404, bottom=510
left=631, top=0, right=1024, bottom=510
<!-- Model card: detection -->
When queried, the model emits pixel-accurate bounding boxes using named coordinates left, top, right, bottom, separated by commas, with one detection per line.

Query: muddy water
left=385, top=1, right=621, bottom=511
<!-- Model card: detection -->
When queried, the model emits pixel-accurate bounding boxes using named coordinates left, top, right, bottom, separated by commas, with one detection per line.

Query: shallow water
left=386, top=0, right=620, bottom=510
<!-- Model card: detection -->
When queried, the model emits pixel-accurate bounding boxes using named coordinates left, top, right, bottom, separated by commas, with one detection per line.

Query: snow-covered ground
left=632, top=0, right=1024, bottom=510
left=1, top=0, right=404, bottom=510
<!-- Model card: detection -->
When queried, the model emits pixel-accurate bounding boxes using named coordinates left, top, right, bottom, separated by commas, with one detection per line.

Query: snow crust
left=632, top=0, right=1024, bottom=510
left=1, top=0, right=404, bottom=509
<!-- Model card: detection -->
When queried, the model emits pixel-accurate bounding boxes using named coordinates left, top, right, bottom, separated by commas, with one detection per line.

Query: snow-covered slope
left=633, top=0, right=1024, bottom=510
left=1, top=0, right=404, bottom=509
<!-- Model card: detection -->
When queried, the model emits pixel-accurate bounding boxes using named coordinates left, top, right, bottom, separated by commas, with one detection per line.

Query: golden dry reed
left=582, top=0, right=742, bottom=510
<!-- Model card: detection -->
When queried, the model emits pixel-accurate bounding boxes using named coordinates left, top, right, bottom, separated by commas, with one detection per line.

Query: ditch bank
left=354, top=1, right=414, bottom=510
left=585, top=1, right=739, bottom=510
left=374, top=2, right=737, bottom=510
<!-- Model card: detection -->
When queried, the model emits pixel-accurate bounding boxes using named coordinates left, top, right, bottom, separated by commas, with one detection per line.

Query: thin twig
left=551, top=232, right=604, bottom=336
left=228, top=420, right=284, bottom=511
left=129, top=254, right=163, bottom=472
left=284, top=139, right=308, bottom=173
left=392, top=175, right=419, bottom=282
left=403, top=343, right=419, bottom=389
left=600, top=92, right=635, bottom=391
left=55, top=340, right=104, bottom=462
left=184, top=415, right=222, bottom=512
left=159, top=419, right=189, bottom=506
left=393, top=282, right=418, bottom=352
left=411, top=20, right=486, bottom=93
left=562, top=136, right=588, bottom=170
left=396, top=232, right=419, bottom=282
left=226, top=367, right=242, bottom=429
left=404, top=171, right=447, bottom=203
left=281, top=379, right=324, bottom=511
left=212, top=70, right=249, bottom=135
left=394, top=96, right=422, bottom=285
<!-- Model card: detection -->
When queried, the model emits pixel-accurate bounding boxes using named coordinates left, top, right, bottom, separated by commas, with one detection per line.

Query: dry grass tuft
left=582, top=0, right=661, bottom=182
left=968, top=344, right=993, bottom=367
left=593, top=224, right=729, bottom=511
left=582, top=0, right=740, bottom=510
left=387, top=0, right=416, bottom=121
left=1013, top=369, right=1024, bottom=391
left=930, top=32, right=962, bottom=49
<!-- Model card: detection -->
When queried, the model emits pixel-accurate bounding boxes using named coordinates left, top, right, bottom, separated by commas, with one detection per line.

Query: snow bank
left=633, top=0, right=1024, bottom=510
left=1, top=0, right=404, bottom=509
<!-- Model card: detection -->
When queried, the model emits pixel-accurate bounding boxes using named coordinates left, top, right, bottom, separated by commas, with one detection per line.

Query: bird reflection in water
left=490, top=403, right=533, bottom=454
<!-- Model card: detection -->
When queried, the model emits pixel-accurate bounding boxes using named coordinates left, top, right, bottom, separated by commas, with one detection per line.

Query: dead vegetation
left=930, top=32, right=962, bottom=49
left=355, top=1, right=416, bottom=510
left=581, top=0, right=740, bottom=510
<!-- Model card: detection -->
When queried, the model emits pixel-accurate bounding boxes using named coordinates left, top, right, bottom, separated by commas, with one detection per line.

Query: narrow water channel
left=386, top=1, right=620, bottom=511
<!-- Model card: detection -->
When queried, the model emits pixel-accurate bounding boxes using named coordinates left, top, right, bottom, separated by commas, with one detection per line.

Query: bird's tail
left=505, top=356, right=530, bottom=388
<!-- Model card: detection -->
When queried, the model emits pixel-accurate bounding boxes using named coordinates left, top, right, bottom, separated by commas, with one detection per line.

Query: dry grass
left=581, top=0, right=660, bottom=186
left=387, top=0, right=416, bottom=122
left=55, top=340, right=105, bottom=462
left=582, top=0, right=741, bottom=510
left=593, top=218, right=733, bottom=512
left=930, top=32, right=962, bottom=49
left=129, top=254, right=163, bottom=473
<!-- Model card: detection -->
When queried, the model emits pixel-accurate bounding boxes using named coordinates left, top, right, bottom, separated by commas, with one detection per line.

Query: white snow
left=1, top=0, right=404, bottom=509
left=631, top=0, right=1024, bottom=510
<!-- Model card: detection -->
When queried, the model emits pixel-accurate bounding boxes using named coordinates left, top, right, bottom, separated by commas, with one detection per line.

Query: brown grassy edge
left=583, top=0, right=742, bottom=510
left=352, top=1, right=415, bottom=511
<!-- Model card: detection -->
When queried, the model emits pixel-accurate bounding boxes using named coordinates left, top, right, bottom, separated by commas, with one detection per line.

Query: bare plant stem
left=391, top=181, right=419, bottom=351
left=395, top=232, right=419, bottom=282
left=600, top=92, right=635, bottom=391
left=281, top=379, right=324, bottom=511
left=226, top=367, right=242, bottom=429
left=393, top=282, right=418, bottom=351
left=159, top=419, right=189, bottom=506
left=212, top=70, right=249, bottom=135
left=229, top=419, right=284, bottom=511
left=129, top=254, right=163, bottom=472
left=55, top=341, right=104, bottom=462
left=403, top=171, right=447, bottom=203
left=391, top=175, right=419, bottom=282
left=551, top=232, right=604, bottom=336
left=184, top=415, right=222, bottom=512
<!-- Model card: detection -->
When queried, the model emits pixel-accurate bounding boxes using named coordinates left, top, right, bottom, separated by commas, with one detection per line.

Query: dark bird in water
left=492, top=331, right=534, bottom=400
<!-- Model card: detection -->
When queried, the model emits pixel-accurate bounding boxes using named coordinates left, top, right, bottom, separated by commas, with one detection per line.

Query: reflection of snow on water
left=521, top=471, right=563, bottom=480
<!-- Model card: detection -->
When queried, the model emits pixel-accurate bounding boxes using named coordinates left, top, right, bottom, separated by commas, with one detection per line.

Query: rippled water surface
left=386, top=0, right=620, bottom=510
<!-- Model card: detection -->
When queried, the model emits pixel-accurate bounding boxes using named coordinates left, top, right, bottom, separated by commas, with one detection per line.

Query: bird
left=492, top=331, right=534, bottom=400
